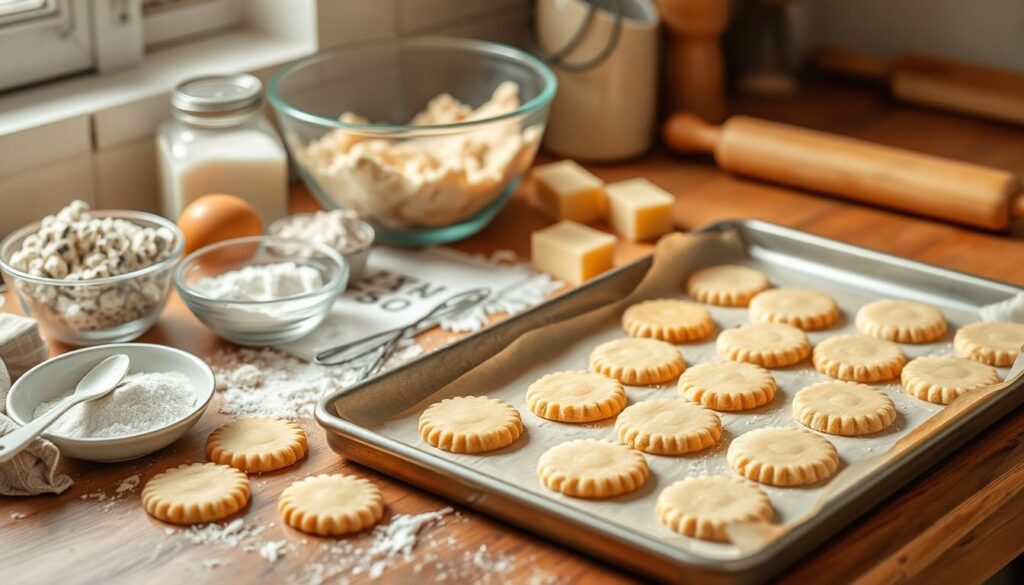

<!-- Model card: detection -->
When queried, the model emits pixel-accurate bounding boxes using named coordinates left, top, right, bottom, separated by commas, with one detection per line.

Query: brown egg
left=177, top=194, right=263, bottom=255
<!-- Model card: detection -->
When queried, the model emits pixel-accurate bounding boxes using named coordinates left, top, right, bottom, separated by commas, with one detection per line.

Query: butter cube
left=605, top=178, right=675, bottom=242
left=532, top=160, right=605, bottom=222
left=531, top=221, right=616, bottom=285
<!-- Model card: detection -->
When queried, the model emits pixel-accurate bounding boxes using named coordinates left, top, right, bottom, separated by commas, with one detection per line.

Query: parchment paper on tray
left=364, top=231, right=1016, bottom=560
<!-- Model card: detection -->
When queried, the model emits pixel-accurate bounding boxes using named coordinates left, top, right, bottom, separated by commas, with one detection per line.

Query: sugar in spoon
left=0, top=354, right=130, bottom=463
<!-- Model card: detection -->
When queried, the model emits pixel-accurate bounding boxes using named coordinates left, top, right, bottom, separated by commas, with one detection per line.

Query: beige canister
left=536, top=0, right=660, bottom=161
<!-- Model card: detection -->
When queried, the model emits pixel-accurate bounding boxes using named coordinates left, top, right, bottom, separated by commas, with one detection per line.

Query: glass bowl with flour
left=174, top=236, right=348, bottom=346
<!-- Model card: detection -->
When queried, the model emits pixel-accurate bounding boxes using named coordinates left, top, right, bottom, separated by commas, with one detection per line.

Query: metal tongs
left=313, top=287, right=491, bottom=378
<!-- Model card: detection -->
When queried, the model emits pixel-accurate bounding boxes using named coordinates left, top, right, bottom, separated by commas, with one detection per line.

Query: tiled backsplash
left=0, top=0, right=532, bottom=237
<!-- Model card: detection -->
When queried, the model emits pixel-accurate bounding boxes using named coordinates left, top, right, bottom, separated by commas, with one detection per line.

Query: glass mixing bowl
left=268, top=37, right=556, bottom=246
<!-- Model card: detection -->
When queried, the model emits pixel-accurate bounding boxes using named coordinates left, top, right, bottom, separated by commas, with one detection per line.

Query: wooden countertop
left=5, top=79, right=1024, bottom=584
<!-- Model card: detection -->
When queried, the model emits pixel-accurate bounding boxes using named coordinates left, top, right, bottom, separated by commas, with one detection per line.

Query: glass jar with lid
left=156, top=74, right=288, bottom=226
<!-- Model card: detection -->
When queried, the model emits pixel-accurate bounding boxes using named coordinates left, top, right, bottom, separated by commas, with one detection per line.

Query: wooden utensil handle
left=664, top=113, right=1022, bottom=230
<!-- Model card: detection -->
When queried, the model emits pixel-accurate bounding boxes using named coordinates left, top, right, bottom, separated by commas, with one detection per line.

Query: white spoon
left=0, top=354, right=130, bottom=463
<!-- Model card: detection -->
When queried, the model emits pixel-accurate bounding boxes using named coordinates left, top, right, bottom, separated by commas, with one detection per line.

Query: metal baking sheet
left=316, top=220, right=1024, bottom=583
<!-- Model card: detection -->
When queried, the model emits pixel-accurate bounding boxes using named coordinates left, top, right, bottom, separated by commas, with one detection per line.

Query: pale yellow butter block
left=532, top=221, right=615, bottom=285
left=532, top=160, right=605, bottom=222
left=605, top=178, right=675, bottom=242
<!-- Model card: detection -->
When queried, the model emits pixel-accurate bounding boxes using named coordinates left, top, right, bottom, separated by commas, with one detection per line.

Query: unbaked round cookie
left=537, top=439, right=649, bottom=498
left=791, top=381, right=896, bottom=436
left=677, top=361, right=777, bottom=411
left=727, top=427, right=839, bottom=487
left=418, top=396, right=523, bottom=453
left=589, top=337, right=686, bottom=385
left=142, top=463, right=250, bottom=525
left=615, top=399, right=722, bottom=455
left=622, top=299, right=714, bottom=343
left=656, top=476, right=772, bottom=542
left=206, top=417, right=308, bottom=473
left=855, top=299, right=947, bottom=343
left=716, top=323, right=810, bottom=368
left=687, top=265, right=770, bottom=307
left=901, top=355, right=1001, bottom=404
left=812, top=335, right=906, bottom=382
left=525, top=371, right=626, bottom=423
left=748, top=288, right=839, bottom=331
left=279, top=474, right=384, bottom=536
left=953, top=321, right=1024, bottom=366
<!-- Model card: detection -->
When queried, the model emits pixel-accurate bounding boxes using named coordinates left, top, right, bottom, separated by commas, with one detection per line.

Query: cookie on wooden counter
left=207, top=417, right=307, bottom=473
left=142, top=463, right=250, bottom=525
left=279, top=474, right=384, bottom=536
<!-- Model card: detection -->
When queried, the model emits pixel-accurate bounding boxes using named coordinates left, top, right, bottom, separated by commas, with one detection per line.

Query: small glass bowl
left=268, top=37, right=556, bottom=246
left=174, top=236, right=347, bottom=346
left=0, top=211, right=184, bottom=346
left=267, top=213, right=375, bottom=282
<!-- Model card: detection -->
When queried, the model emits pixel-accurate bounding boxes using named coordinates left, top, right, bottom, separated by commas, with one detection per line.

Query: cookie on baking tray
left=142, top=462, right=250, bottom=525
left=589, top=337, right=685, bottom=385
left=615, top=399, right=722, bottom=455
left=716, top=323, right=810, bottom=368
left=418, top=396, right=523, bottom=454
left=206, top=416, right=308, bottom=473
left=686, top=265, right=770, bottom=307
left=953, top=321, right=1024, bottom=366
left=748, top=288, right=839, bottom=331
left=526, top=371, right=627, bottom=423
left=901, top=355, right=1001, bottom=404
left=812, top=335, right=906, bottom=382
left=677, top=361, right=777, bottom=411
left=279, top=474, right=384, bottom=536
left=622, top=299, right=714, bottom=343
left=792, top=381, right=896, bottom=436
left=656, top=476, right=772, bottom=542
left=537, top=439, right=649, bottom=498
left=727, top=427, right=839, bottom=487
left=855, top=299, right=947, bottom=343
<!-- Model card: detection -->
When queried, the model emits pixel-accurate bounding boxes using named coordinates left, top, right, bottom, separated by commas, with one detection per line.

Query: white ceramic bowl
left=5, top=343, right=215, bottom=462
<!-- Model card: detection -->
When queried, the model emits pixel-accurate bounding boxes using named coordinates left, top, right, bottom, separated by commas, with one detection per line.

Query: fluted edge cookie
left=142, top=462, right=250, bottom=525
left=656, top=476, right=772, bottom=542
left=812, top=335, right=906, bottom=382
left=716, top=323, right=810, bottom=368
left=206, top=417, right=308, bottom=473
left=590, top=337, right=685, bottom=385
left=525, top=371, right=626, bottom=423
left=687, top=265, right=770, bottom=307
left=537, top=439, right=649, bottom=498
left=855, top=299, right=947, bottom=343
left=622, top=299, right=714, bottom=343
left=953, top=321, right=1024, bottom=366
left=792, top=381, right=896, bottom=436
left=727, top=427, right=839, bottom=487
left=418, top=396, right=523, bottom=453
left=279, top=474, right=384, bottom=536
left=749, top=288, right=839, bottom=331
left=902, top=355, right=1001, bottom=404
left=615, top=399, right=722, bottom=455
left=677, top=361, right=777, bottom=411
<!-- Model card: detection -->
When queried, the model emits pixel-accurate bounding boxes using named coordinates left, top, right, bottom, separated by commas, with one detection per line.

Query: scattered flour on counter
left=210, top=343, right=422, bottom=420
left=9, top=512, right=26, bottom=520
left=34, top=371, right=198, bottom=439
left=116, top=474, right=140, bottom=495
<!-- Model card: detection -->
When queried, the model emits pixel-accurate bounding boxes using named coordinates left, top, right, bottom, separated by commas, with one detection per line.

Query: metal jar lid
left=171, top=73, right=263, bottom=118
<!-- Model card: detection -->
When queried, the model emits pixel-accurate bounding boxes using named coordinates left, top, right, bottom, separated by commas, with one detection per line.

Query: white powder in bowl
left=33, top=371, right=198, bottom=439
left=193, top=262, right=324, bottom=302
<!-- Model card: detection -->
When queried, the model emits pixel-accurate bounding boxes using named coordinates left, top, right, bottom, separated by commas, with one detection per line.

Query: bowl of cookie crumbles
left=0, top=200, right=184, bottom=346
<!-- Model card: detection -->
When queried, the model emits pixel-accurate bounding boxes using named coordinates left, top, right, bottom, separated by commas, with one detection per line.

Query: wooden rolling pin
left=663, top=113, right=1024, bottom=230
left=816, top=47, right=1024, bottom=126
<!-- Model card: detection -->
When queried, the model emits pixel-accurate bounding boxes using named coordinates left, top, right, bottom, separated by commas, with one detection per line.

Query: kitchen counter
left=4, top=79, right=1024, bottom=584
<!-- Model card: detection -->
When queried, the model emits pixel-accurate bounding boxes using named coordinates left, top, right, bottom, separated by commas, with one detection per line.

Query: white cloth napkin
left=279, top=247, right=561, bottom=360
left=0, top=359, right=72, bottom=496
left=0, top=312, right=49, bottom=388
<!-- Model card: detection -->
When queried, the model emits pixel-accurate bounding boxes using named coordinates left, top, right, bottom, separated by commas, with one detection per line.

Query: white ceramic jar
left=156, top=74, right=288, bottom=226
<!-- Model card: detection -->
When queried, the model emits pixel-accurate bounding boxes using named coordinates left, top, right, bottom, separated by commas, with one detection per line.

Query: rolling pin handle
left=663, top=113, right=722, bottom=154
